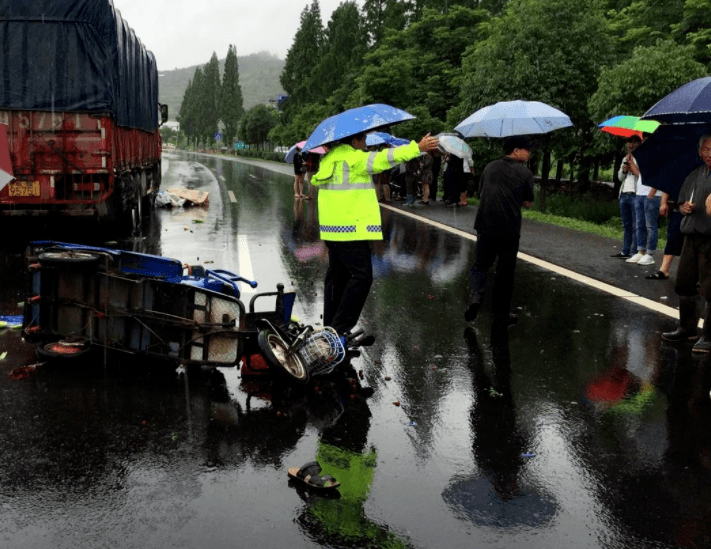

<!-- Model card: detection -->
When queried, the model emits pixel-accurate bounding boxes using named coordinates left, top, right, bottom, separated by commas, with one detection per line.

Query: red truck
left=0, top=0, right=167, bottom=227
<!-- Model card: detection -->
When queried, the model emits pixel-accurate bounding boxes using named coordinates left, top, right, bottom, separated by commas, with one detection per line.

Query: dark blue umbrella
left=635, top=123, right=711, bottom=199
left=302, top=104, right=415, bottom=152
left=641, top=77, right=711, bottom=124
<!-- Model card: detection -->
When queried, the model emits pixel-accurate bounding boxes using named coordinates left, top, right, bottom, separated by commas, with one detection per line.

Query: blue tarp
left=0, top=0, right=159, bottom=133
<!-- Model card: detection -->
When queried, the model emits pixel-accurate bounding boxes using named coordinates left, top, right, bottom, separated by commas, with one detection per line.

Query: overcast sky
left=112, top=0, right=363, bottom=71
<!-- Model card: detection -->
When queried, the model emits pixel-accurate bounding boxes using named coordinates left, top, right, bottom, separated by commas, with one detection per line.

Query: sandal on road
left=288, top=461, right=340, bottom=490
left=646, top=271, right=669, bottom=280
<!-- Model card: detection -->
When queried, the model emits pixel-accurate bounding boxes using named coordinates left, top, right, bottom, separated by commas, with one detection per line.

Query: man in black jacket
left=464, top=136, right=536, bottom=326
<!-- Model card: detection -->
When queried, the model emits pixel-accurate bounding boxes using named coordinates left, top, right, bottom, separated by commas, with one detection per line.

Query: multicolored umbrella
left=598, top=115, right=661, bottom=138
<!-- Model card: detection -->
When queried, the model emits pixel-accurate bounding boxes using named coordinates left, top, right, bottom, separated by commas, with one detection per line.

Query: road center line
left=382, top=204, right=678, bottom=320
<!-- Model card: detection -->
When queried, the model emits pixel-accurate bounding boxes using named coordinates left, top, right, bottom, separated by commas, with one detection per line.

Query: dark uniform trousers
left=324, top=240, right=373, bottom=334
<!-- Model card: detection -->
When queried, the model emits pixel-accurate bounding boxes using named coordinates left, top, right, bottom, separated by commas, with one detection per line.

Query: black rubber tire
left=257, top=330, right=309, bottom=384
left=36, top=341, right=91, bottom=361
left=37, top=251, right=101, bottom=268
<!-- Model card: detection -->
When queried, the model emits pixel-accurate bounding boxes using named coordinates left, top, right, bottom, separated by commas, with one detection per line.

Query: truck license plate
left=8, top=180, right=40, bottom=197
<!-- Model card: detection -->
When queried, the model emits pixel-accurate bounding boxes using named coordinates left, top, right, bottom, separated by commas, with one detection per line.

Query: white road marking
left=228, top=190, right=236, bottom=203
left=382, top=204, right=679, bottom=320
left=237, top=235, right=256, bottom=296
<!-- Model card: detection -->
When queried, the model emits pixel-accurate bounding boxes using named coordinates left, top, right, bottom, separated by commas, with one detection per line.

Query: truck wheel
left=257, top=330, right=309, bottom=384
left=37, top=251, right=101, bottom=267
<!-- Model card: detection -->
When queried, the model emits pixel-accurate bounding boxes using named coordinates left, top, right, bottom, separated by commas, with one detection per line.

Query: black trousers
left=469, top=232, right=520, bottom=318
left=324, top=240, right=373, bottom=334
left=675, top=234, right=711, bottom=299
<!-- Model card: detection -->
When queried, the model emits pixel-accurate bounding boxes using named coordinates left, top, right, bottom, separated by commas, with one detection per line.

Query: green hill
left=158, top=51, right=285, bottom=121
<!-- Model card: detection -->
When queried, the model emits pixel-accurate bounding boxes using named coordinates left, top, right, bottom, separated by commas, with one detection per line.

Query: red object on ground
left=241, top=353, right=271, bottom=376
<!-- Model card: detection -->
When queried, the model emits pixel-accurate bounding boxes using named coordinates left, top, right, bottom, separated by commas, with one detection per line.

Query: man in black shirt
left=464, top=136, right=536, bottom=326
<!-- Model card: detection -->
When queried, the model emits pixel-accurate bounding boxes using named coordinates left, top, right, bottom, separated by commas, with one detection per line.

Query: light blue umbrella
left=455, top=100, right=573, bottom=138
left=367, top=132, right=412, bottom=147
left=284, top=143, right=301, bottom=164
left=365, top=133, right=387, bottom=147
left=437, top=134, right=473, bottom=161
left=302, top=104, right=415, bottom=152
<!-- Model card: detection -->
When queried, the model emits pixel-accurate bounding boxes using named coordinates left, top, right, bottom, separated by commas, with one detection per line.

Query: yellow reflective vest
left=311, top=141, right=420, bottom=241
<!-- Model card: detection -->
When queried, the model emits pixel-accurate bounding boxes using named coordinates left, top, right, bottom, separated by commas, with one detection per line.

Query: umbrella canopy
left=284, top=141, right=326, bottom=164
left=302, top=104, right=415, bottom=152
left=437, top=134, right=473, bottom=161
left=635, top=123, right=711, bottom=199
left=365, top=133, right=386, bottom=147
left=455, top=100, right=573, bottom=138
left=598, top=115, right=661, bottom=138
left=642, top=77, right=711, bottom=124
left=443, top=475, right=557, bottom=528
left=367, top=131, right=411, bottom=147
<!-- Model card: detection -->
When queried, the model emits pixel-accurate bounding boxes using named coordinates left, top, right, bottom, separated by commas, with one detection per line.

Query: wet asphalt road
left=1, top=150, right=711, bottom=548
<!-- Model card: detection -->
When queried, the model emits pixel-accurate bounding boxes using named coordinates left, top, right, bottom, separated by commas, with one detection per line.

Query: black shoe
left=661, top=328, right=699, bottom=342
left=446, top=202, right=459, bottom=208
left=492, top=313, right=518, bottom=328
left=610, top=252, right=631, bottom=258
left=693, top=337, right=711, bottom=353
left=464, top=302, right=480, bottom=322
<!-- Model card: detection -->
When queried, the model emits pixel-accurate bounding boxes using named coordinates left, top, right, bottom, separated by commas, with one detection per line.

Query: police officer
left=311, top=131, right=440, bottom=338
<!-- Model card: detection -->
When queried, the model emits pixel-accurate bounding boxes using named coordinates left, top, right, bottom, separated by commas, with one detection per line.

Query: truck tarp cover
left=0, top=0, right=159, bottom=133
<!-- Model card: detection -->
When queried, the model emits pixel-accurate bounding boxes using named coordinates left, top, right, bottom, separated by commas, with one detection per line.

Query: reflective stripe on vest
left=320, top=225, right=357, bottom=233
left=320, top=160, right=376, bottom=191
left=366, top=149, right=397, bottom=174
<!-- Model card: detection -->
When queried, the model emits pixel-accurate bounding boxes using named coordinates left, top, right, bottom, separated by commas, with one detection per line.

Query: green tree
left=280, top=1, right=324, bottom=107
left=160, top=126, right=177, bottom=143
left=362, top=0, right=409, bottom=44
left=240, top=104, right=280, bottom=149
left=608, top=0, right=685, bottom=52
left=202, top=52, right=222, bottom=144
left=455, top=0, right=615, bottom=193
left=672, top=0, right=711, bottom=68
left=353, top=6, right=488, bottom=122
left=309, top=1, right=368, bottom=104
left=589, top=40, right=706, bottom=123
left=221, top=44, right=245, bottom=148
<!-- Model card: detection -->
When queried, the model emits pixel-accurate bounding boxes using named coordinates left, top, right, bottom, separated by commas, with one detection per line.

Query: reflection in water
left=443, top=328, right=557, bottom=528
left=293, top=364, right=412, bottom=549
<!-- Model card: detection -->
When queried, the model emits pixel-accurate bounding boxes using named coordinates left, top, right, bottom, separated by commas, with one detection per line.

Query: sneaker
left=610, top=252, right=631, bottom=258
left=626, top=253, right=644, bottom=263
left=638, top=254, right=655, bottom=266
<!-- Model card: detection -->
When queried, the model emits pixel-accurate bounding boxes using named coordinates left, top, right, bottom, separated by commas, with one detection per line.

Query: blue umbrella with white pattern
left=302, top=104, right=415, bottom=152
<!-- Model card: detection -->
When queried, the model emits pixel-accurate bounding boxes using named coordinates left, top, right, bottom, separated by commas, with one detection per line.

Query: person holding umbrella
left=662, top=134, right=711, bottom=352
left=464, top=135, right=536, bottom=327
left=305, top=105, right=440, bottom=339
